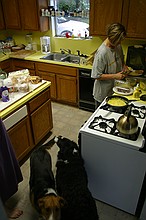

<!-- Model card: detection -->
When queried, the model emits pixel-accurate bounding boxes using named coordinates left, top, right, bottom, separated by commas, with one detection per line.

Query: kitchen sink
left=40, top=53, right=67, bottom=61
left=40, top=53, right=80, bottom=64
left=61, top=54, right=80, bottom=64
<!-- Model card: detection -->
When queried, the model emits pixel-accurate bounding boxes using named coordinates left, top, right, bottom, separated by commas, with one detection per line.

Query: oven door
left=79, top=69, right=95, bottom=112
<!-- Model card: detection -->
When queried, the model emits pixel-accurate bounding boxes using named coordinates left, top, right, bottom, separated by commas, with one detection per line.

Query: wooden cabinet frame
left=8, top=116, right=33, bottom=161
left=36, top=62, right=78, bottom=106
left=90, top=0, right=146, bottom=39
left=1, top=0, right=49, bottom=31
left=6, top=87, right=53, bottom=162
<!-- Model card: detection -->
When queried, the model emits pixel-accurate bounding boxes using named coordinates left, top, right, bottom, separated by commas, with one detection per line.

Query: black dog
left=29, top=138, right=65, bottom=220
left=54, top=136, right=99, bottom=220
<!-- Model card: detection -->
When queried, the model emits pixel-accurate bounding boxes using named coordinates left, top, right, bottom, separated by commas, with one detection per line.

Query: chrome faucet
left=60, top=48, right=71, bottom=54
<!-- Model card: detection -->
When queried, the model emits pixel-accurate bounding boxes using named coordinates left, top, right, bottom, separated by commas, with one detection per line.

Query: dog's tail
left=41, top=136, right=56, bottom=150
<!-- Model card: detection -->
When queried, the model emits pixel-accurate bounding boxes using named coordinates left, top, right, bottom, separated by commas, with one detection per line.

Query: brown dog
left=29, top=138, right=65, bottom=220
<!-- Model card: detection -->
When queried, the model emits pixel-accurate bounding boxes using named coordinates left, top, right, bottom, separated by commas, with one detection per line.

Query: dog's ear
left=59, top=197, right=66, bottom=207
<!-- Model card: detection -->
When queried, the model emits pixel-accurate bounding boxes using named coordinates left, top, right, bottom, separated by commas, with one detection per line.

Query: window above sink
left=49, top=0, right=90, bottom=38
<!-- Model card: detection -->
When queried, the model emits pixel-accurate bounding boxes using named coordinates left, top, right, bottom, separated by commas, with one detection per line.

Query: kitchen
left=0, top=0, right=146, bottom=219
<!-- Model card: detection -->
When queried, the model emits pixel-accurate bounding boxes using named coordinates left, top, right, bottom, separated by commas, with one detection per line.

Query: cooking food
left=106, top=96, right=128, bottom=107
left=116, top=87, right=131, bottom=93
left=107, top=98, right=127, bottom=106
left=29, top=76, right=42, bottom=84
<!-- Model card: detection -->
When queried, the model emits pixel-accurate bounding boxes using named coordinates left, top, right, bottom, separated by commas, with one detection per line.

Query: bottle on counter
left=71, top=29, right=75, bottom=38
left=0, top=86, right=9, bottom=102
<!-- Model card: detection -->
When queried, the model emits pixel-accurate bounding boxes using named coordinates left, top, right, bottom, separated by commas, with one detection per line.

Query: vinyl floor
left=6, top=102, right=138, bottom=220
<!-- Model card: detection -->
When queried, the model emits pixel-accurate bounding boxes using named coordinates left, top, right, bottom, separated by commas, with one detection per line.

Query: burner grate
left=89, top=115, right=116, bottom=134
left=100, top=104, right=146, bottom=119
left=89, top=115, right=140, bottom=141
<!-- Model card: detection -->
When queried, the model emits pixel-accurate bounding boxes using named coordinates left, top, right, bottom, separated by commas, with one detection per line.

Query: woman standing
left=91, top=23, right=128, bottom=109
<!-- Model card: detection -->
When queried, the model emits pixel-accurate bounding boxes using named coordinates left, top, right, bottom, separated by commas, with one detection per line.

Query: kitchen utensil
left=116, top=105, right=138, bottom=135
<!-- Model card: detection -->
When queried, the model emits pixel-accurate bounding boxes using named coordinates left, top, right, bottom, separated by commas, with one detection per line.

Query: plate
left=128, top=70, right=143, bottom=76
left=113, top=87, right=133, bottom=96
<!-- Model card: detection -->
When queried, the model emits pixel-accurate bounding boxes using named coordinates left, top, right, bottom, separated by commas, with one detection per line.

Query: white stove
left=80, top=99, right=146, bottom=151
left=79, top=99, right=146, bottom=216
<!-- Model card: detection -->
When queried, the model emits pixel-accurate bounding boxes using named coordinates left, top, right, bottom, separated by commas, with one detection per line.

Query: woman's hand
left=114, top=71, right=125, bottom=80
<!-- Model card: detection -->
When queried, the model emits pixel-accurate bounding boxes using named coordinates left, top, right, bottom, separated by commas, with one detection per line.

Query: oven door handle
left=79, top=72, right=91, bottom=77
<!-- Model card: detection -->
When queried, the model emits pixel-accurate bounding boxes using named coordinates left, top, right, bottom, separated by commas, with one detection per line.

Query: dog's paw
left=54, top=136, right=59, bottom=143
left=54, top=136, right=63, bottom=143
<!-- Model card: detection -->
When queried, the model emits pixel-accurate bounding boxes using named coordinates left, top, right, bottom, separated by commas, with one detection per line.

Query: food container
left=139, top=79, right=146, bottom=90
left=114, top=80, right=131, bottom=89
left=114, top=80, right=133, bottom=95
left=126, top=78, right=137, bottom=87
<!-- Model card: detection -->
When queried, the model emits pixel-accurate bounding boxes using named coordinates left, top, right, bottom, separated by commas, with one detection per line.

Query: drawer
left=3, top=105, right=27, bottom=130
left=36, top=62, right=77, bottom=76
left=13, top=59, right=35, bottom=69
left=28, top=88, right=50, bottom=113
left=0, top=59, right=12, bottom=70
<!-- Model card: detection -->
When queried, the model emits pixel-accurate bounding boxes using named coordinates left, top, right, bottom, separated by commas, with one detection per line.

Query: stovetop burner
left=89, top=115, right=140, bottom=141
left=100, top=104, right=146, bottom=119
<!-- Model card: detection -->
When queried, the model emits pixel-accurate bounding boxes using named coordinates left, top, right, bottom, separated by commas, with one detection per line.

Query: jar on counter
left=0, top=68, right=7, bottom=80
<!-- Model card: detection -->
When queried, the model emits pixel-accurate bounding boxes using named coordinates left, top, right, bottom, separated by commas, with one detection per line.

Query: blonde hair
left=106, top=23, right=126, bottom=45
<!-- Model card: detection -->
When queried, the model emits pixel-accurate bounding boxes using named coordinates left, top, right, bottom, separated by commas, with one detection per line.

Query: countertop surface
left=0, top=80, right=51, bottom=119
left=0, top=50, right=92, bottom=70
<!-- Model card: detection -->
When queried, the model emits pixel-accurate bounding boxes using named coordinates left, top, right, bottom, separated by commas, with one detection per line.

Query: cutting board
left=9, top=50, right=36, bottom=59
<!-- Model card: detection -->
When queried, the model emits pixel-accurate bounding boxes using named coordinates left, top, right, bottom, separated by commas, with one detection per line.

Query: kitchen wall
left=1, top=29, right=146, bottom=60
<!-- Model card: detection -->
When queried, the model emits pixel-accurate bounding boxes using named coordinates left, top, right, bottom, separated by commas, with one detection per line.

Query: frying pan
left=106, top=95, right=130, bottom=109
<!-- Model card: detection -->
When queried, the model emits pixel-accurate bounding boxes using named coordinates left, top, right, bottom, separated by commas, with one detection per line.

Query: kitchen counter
left=0, top=80, right=51, bottom=119
left=0, top=50, right=92, bottom=70
left=1, top=80, right=53, bottom=162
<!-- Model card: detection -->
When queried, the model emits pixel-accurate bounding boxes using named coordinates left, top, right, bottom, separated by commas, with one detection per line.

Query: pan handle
left=128, top=99, right=139, bottom=102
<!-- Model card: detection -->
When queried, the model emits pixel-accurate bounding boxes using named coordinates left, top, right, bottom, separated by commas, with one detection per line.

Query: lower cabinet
left=7, top=86, right=53, bottom=162
left=36, top=62, right=78, bottom=106
left=56, top=74, right=77, bottom=103
left=27, top=87, right=53, bottom=145
left=30, top=100, right=53, bottom=144
left=0, top=59, right=13, bottom=74
left=8, top=116, right=33, bottom=162
left=38, top=71, right=56, bottom=100
left=12, top=59, right=36, bottom=75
